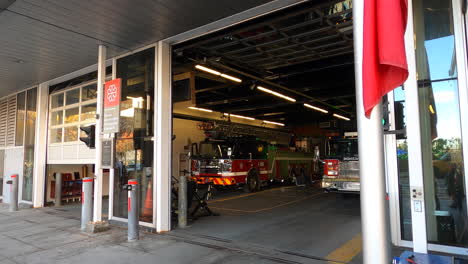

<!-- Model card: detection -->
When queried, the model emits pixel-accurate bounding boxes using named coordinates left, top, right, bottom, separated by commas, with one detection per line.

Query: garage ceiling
left=173, top=0, right=355, bottom=126
left=0, top=0, right=277, bottom=97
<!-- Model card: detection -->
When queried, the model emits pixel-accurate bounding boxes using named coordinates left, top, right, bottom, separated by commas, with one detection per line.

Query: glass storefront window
left=414, top=0, right=468, bottom=247
left=66, top=88, right=80, bottom=105
left=22, top=88, right=37, bottom=201
left=82, top=84, right=97, bottom=101
left=113, top=48, right=155, bottom=223
left=64, top=126, right=78, bottom=142
left=15, top=92, right=25, bottom=146
left=81, top=103, right=96, bottom=123
left=51, top=93, right=64, bottom=109
left=50, top=111, right=63, bottom=126
left=50, top=128, right=63, bottom=143
left=64, top=107, right=79, bottom=124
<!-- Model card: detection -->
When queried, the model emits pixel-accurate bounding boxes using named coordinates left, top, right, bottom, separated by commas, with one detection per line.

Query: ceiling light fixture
left=195, top=65, right=242, bottom=83
left=333, top=113, right=350, bottom=121
left=262, top=112, right=285, bottom=116
left=188, top=106, right=213, bottom=113
left=303, top=103, right=328, bottom=114
left=195, top=65, right=221, bottom=75
left=224, top=113, right=255, bottom=121
left=220, top=73, right=242, bottom=83
left=257, top=86, right=296, bottom=102
left=263, top=120, right=285, bottom=126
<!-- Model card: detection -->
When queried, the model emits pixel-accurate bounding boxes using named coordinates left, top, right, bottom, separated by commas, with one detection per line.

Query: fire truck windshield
left=199, top=142, right=229, bottom=158
left=327, top=139, right=358, bottom=159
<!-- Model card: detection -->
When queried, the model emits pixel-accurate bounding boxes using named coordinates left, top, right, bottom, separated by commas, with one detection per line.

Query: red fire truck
left=321, top=132, right=360, bottom=193
left=190, top=136, right=315, bottom=192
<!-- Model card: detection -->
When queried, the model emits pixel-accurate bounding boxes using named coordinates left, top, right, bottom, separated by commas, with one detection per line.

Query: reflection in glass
left=65, top=108, right=79, bottom=123
left=414, top=0, right=467, bottom=247
left=22, top=88, right=37, bottom=201
left=50, top=128, right=62, bottom=143
left=15, top=92, right=25, bottom=146
left=50, top=111, right=63, bottom=126
left=81, top=84, right=97, bottom=101
left=0, top=150, right=3, bottom=197
left=113, top=48, right=155, bottom=223
left=394, top=87, right=412, bottom=241
left=66, top=88, right=80, bottom=105
left=81, top=103, right=96, bottom=122
left=51, top=94, right=64, bottom=109
left=64, top=126, right=78, bottom=142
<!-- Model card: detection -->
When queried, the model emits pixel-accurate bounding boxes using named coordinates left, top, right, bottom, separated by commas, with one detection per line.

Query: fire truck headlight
left=220, top=160, right=232, bottom=172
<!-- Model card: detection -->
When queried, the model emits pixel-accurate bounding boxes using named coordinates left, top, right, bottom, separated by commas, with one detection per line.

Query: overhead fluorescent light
left=188, top=106, right=213, bottom=113
left=303, top=103, right=328, bottom=113
left=195, top=65, right=242, bottom=83
left=257, top=86, right=296, bottom=102
left=263, top=120, right=285, bottom=126
left=195, top=65, right=221, bottom=75
left=220, top=73, right=242, bottom=83
left=224, top=113, right=255, bottom=121
left=333, top=113, right=350, bottom=121
left=262, top=112, right=285, bottom=116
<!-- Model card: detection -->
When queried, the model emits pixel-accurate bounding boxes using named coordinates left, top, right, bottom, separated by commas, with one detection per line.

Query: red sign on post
left=103, top=78, right=121, bottom=134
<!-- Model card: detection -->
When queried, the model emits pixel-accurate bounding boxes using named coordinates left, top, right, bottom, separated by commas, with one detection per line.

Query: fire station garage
left=170, top=1, right=369, bottom=261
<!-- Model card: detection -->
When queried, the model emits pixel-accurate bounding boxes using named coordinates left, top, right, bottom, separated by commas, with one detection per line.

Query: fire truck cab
left=321, top=132, right=360, bottom=193
left=191, top=136, right=314, bottom=192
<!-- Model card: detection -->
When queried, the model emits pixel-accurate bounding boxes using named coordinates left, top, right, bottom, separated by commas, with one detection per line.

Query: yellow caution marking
left=325, top=233, right=362, bottom=264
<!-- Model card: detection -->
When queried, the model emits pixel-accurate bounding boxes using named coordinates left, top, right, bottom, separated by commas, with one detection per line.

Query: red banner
left=362, top=0, right=409, bottom=118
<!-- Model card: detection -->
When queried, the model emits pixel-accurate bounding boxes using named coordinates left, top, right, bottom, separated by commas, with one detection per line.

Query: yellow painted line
left=210, top=192, right=324, bottom=213
left=326, top=233, right=362, bottom=264
left=209, top=186, right=297, bottom=203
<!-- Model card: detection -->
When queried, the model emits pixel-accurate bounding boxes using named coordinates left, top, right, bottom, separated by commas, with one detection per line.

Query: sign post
left=103, top=79, right=121, bottom=134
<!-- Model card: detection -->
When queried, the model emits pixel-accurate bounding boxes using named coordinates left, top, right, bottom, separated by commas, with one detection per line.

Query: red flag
left=363, top=0, right=409, bottom=118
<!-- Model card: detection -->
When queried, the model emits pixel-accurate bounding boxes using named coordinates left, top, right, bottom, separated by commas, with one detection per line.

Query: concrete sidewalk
left=0, top=206, right=335, bottom=264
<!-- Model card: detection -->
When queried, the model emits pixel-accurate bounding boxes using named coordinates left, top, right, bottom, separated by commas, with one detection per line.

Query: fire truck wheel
left=244, top=170, right=259, bottom=193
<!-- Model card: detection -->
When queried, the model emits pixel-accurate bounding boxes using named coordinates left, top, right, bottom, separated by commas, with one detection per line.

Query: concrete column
left=32, top=83, right=49, bottom=208
left=81, top=177, right=93, bottom=231
left=93, top=44, right=106, bottom=222
left=155, top=42, right=172, bottom=232
left=353, top=1, right=391, bottom=263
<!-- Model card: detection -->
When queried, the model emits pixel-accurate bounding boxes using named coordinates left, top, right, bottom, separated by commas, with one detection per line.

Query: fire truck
left=321, top=132, right=360, bottom=193
left=190, top=136, right=315, bottom=192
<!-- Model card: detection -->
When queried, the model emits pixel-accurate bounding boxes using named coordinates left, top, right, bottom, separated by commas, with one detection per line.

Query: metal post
left=9, top=175, right=18, bottom=212
left=94, top=44, right=106, bottom=222
left=127, top=180, right=139, bottom=241
left=178, top=175, right=187, bottom=228
left=55, top=173, right=62, bottom=207
left=353, top=1, right=391, bottom=263
left=81, top=177, right=93, bottom=231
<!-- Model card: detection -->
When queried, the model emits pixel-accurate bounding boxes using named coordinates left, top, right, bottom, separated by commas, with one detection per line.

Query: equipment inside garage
left=171, top=0, right=361, bottom=261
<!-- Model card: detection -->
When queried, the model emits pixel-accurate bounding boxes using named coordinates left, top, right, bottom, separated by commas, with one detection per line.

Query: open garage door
left=170, top=1, right=364, bottom=263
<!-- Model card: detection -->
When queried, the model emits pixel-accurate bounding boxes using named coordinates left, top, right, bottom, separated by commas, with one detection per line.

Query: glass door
left=411, top=0, right=468, bottom=253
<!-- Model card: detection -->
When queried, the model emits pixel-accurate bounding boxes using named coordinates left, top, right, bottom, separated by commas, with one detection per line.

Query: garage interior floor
left=173, top=185, right=365, bottom=263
